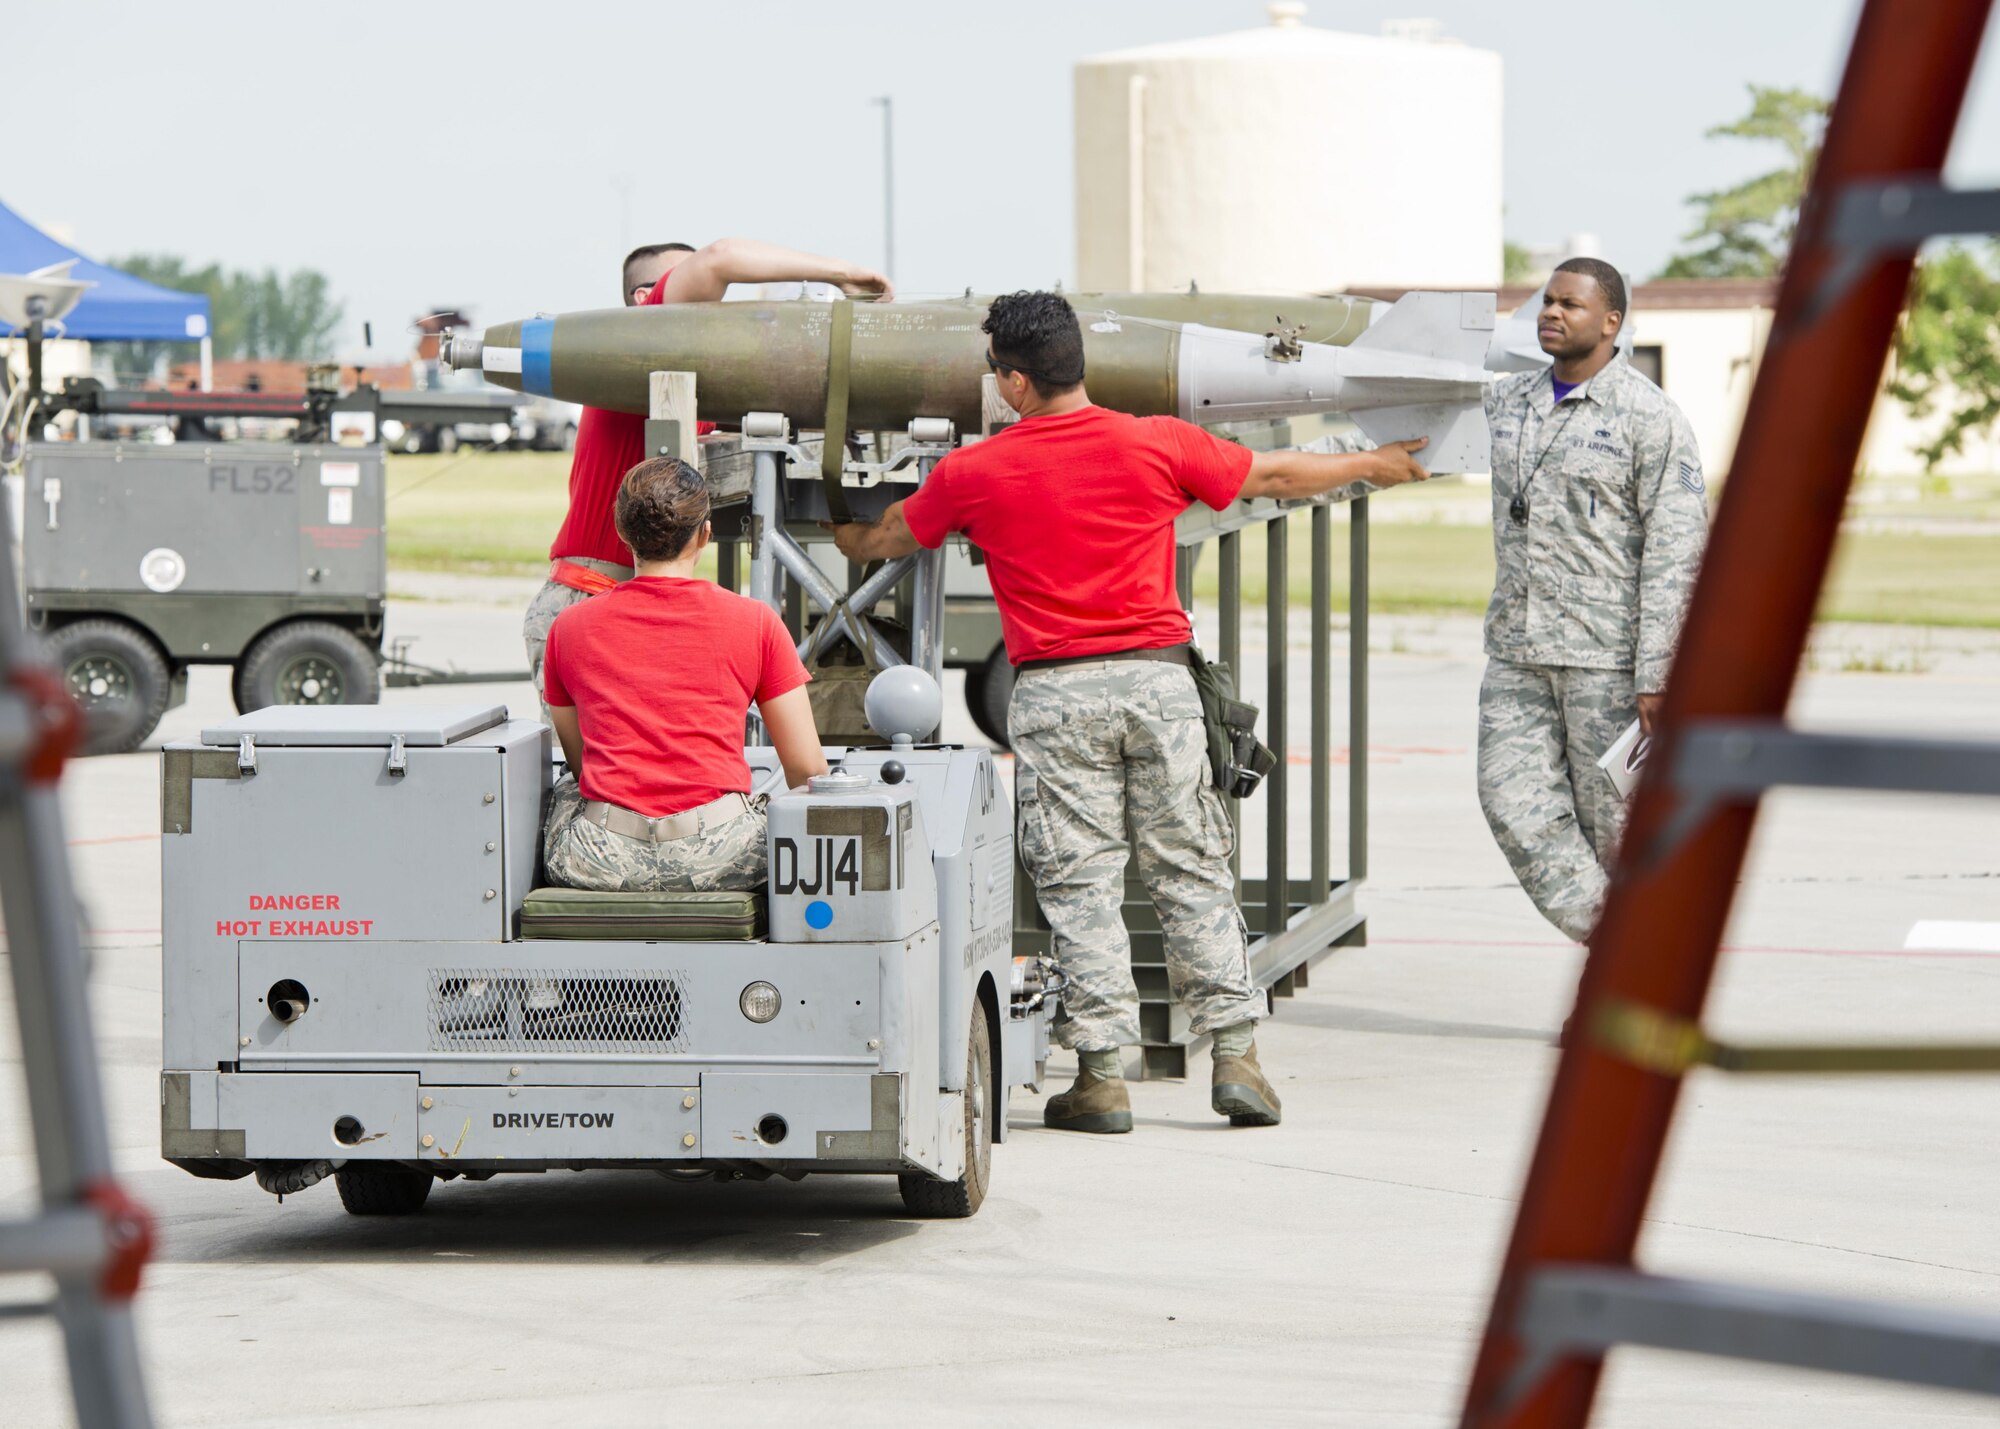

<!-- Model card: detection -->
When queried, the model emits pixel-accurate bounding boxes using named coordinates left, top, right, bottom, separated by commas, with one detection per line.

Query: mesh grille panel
left=428, top=968, right=689, bottom=1053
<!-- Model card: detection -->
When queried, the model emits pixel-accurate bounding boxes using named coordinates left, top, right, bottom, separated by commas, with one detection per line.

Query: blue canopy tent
left=0, top=198, right=210, bottom=344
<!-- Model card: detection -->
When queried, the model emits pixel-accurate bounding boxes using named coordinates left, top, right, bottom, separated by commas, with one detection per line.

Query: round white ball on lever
left=865, top=667, right=942, bottom=747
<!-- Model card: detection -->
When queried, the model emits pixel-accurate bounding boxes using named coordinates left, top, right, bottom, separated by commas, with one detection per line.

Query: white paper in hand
left=1597, top=719, right=1649, bottom=799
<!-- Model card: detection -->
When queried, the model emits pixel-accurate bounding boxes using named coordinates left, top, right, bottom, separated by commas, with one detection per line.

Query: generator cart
left=8, top=362, right=527, bottom=756
left=24, top=438, right=389, bottom=754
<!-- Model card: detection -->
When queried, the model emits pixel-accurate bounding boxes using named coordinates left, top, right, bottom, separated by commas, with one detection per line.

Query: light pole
left=871, top=96, right=895, bottom=281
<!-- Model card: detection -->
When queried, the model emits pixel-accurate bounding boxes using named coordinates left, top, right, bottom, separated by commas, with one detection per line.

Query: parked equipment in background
left=22, top=441, right=388, bottom=754
left=41, top=372, right=524, bottom=453
left=3, top=315, right=531, bottom=755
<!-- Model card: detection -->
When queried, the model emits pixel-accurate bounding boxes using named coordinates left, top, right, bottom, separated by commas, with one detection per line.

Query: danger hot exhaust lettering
left=216, top=893, right=374, bottom=938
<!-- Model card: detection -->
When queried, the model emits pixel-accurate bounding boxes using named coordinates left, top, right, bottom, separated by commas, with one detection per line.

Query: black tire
left=44, top=619, right=172, bottom=756
left=334, top=1163, right=434, bottom=1216
left=899, top=1002, right=993, bottom=1218
left=559, top=422, right=578, bottom=452
left=233, top=621, right=380, bottom=714
left=434, top=426, right=459, bottom=455
left=963, top=644, right=1015, bottom=750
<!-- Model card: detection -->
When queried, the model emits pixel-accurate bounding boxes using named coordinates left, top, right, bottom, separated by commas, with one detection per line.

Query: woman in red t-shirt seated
left=540, top=456, right=827, bottom=892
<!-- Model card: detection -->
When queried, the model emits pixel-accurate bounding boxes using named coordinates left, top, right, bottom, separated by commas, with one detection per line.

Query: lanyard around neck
left=1512, top=386, right=1583, bottom=518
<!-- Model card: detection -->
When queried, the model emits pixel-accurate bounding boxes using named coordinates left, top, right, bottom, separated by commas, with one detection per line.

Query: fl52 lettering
left=209, top=465, right=297, bottom=495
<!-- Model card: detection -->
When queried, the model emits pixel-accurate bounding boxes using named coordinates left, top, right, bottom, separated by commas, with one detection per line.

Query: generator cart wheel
left=233, top=621, right=381, bottom=714
left=963, top=645, right=1015, bottom=751
left=334, top=1163, right=434, bottom=1216
left=899, top=1004, right=993, bottom=1219
left=45, top=618, right=172, bottom=755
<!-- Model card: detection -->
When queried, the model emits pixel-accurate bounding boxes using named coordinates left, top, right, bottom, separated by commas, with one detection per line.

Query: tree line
left=1508, top=85, right=1998, bottom=471
left=102, top=256, right=344, bottom=378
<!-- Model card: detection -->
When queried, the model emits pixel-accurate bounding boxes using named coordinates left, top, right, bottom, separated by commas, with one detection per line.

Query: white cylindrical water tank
left=1075, top=5, right=1503, bottom=293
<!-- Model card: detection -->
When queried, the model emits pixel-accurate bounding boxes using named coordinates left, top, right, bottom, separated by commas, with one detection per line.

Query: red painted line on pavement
left=1373, top=936, right=2000, bottom=960
left=0, top=928, right=160, bottom=946
left=1285, top=744, right=1469, bottom=767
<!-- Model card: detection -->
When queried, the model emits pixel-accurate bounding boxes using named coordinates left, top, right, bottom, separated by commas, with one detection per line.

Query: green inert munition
left=444, top=290, right=1495, bottom=470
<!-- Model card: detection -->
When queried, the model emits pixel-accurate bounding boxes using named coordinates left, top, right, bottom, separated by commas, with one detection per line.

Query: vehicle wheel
left=898, top=1002, right=992, bottom=1219
left=398, top=431, right=423, bottom=455
left=334, top=1163, right=433, bottom=1216
left=560, top=422, right=578, bottom=452
left=44, top=619, right=171, bottom=756
left=435, top=426, right=459, bottom=455
left=233, top=621, right=380, bottom=713
left=963, top=644, right=1015, bottom=750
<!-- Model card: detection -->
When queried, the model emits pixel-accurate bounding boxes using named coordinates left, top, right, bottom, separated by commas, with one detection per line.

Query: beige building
left=1368, top=278, right=1995, bottom=479
left=1521, top=278, right=2000, bottom=479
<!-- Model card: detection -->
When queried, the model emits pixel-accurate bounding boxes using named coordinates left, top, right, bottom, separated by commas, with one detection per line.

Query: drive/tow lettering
left=491, top=1112, right=615, bottom=1129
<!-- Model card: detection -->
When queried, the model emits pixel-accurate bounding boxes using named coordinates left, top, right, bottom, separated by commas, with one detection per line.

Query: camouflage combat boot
left=1211, top=1042, right=1282, bottom=1127
left=1042, top=1068, right=1133, bottom=1134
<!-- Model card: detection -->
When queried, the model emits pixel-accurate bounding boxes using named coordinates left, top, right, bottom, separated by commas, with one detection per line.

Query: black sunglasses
left=985, top=350, right=1079, bottom=384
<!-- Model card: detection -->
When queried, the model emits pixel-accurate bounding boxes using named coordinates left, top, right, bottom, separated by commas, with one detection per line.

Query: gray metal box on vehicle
left=23, top=441, right=385, bottom=600
left=160, top=702, right=548, bottom=1069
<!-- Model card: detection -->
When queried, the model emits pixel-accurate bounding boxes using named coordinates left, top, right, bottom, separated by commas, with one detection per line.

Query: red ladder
left=1459, top=1, right=2000, bottom=1423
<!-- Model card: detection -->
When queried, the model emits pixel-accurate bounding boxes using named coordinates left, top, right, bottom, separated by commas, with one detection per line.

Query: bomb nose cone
left=440, top=330, right=482, bottom=370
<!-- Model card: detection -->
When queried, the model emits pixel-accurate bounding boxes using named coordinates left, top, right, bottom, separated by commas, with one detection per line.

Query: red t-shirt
left=548, top=271, right=718, bottom=567
left=901, top=405, right=1252, bottom=663
left=541, top=577, right=810, bottom=817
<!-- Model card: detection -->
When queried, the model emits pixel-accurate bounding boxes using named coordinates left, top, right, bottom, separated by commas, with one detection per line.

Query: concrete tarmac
left=3, top=589, right=1997, bottom=1426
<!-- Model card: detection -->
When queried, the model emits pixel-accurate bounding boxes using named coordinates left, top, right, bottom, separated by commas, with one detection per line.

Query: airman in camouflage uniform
left=1479, top=259, right=1708, bottom=941
left=828, top=291, right=1434, bottom=1133
left=1010, top=660, right=1258, bottom=1053
left=543, top=775, right=768, bottom=892
left=524, top=557, right=632, bottom=723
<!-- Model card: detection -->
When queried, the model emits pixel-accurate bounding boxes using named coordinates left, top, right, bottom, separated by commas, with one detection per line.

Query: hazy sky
left=6, top=1, right=1996, bottom=354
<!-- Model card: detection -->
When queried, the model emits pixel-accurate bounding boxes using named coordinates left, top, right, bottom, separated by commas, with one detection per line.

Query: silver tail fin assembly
left=1175, top=291, right=1496, bottom=472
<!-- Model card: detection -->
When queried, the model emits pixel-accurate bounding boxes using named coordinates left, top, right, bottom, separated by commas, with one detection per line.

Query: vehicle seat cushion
left=519, top=887, right=767, bottom=941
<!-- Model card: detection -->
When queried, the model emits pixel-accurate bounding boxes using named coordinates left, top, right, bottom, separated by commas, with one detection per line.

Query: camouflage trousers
left=522, top=557, right=633, bottom=722
left=1010, top=660, right=1261, bottom=1051
left=543, top=775, right=769, bottom=893
left=1477, top=658, right=1637, bottom=943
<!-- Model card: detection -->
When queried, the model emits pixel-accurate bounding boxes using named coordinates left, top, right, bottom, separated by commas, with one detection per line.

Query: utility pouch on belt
left=1187, top=646, right=1278, bottom=799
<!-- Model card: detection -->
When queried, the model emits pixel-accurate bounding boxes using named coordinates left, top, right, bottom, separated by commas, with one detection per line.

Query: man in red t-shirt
left=542, top=456, right=827, bottom=892
left=830, top=291, right=1431, bottom=1134
left=523, top=238, right=894, bottom=718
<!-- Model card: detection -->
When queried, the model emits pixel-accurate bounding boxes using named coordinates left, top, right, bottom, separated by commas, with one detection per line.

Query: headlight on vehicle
left=489, top=422, right=512, bottom=445
left=380, top=419, right=406, bottom=442
left=739, top=981, right=782, bottom=1023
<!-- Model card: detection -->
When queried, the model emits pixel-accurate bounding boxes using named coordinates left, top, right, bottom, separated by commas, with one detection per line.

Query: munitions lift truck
left=159, top=407, right=1054, bottom=1217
